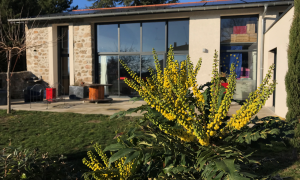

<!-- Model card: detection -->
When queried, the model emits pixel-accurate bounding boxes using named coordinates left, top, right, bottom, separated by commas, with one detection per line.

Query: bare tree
left=0, top=13, right=58, bottom=114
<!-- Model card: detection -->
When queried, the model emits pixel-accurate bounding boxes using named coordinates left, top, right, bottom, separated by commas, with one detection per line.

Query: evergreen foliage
left=0, top=0, right=77, bottom=72
left=0, top=0, right=77, bottom=20
left=285, top=1, right=300, bottom=121
left=87, top=0, right=178, bottom=8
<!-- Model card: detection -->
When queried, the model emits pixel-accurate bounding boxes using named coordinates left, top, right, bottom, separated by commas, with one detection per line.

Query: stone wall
left=26, top=25, right=50, bottom=83
left=74, top=24, right=93, bottom=84
left=0, top=71, right=48, bottom=99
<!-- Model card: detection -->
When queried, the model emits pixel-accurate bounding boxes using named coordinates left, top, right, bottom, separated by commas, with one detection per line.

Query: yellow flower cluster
left=82, top=143, right=134, bottom=180
left=227, top=64, right=276, bottom=130
left=120, top=46, right=276, bottom=146
left=116, top=157, right=134, bottom=180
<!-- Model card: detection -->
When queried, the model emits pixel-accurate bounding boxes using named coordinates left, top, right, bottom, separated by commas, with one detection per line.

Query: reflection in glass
left=168, top=20, right=189, bottom=51
left=220, top=44, right=257, bottom=51
left=59, top=57, right=69, bottom=95
left=142, top=22, right=165, bottom=52
left=99, top=56, right=118, bottom=95
left=141, top=55, right=163, bottom=81
left=220, top=51, right=257, bottom=100
left=119, top=55, right=140, bottom=96
left=220, top=16, right=258, bottom=43
left=174, top=55, right=188, bottom=65
left=120, top=23, right=140, bottom=52
left=97, top=24, right=118, bottom=52
left=60, top=27, right=69, bottom=54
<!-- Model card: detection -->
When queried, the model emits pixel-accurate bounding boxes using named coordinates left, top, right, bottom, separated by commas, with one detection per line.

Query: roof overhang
left=8, top=0, right=294, bottom=22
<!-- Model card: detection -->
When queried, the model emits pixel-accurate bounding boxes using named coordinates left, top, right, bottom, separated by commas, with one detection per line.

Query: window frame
left=94, top=18, right=190, bottom=96
left=219, top=15, right=259, bottom=100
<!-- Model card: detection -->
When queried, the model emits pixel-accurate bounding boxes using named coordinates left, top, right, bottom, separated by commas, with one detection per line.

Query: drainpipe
left=260, top=4, right=268, bottom=84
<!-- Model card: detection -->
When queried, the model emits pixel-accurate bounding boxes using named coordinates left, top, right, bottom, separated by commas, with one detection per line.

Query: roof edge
left=265, top=4, right=294, bottom=33
left=8, top=1, right=294, bottom=22
left=72, top=0, right=226, bottom=12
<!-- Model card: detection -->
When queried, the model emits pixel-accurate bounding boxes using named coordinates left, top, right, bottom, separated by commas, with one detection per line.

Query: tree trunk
left=7, top=50, right=11, bottom=114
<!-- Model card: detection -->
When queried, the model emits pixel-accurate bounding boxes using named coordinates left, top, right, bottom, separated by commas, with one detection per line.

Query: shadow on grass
left=244, top=142, right=299, bottom=179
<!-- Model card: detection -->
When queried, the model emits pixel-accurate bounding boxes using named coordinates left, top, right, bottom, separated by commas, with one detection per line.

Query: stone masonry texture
left=74, top=24, right=93, bottom=84
left=26, top=25, right=50, bottom=83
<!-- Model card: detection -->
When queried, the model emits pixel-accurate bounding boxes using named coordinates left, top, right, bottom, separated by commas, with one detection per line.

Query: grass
left=246, top=143, right=300, bottom=179
left=1, top=110, right=300, bottom=179
left=0, top=110, right=139, bottom=157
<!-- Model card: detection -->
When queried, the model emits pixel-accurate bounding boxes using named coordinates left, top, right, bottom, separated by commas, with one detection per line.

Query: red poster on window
left=233, top=26, right=247, bottom=34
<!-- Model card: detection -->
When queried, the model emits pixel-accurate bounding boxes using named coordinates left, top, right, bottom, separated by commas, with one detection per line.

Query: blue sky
left=72, top=0, right=200, bottom=9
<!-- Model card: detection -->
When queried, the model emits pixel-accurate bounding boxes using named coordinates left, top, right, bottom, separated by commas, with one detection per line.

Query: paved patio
left=0, top=97, right=279, bottom=119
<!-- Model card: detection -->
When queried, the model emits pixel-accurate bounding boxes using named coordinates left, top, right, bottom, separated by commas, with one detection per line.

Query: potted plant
left=69, top=81, right=89, bottom=100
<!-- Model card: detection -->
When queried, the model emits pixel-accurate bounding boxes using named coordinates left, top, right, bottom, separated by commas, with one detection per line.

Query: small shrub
left=0, top=146, right=79, bottom=179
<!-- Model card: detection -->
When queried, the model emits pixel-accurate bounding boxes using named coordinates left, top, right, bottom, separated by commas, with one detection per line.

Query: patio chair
left=23, top=86, right=44, bottom=103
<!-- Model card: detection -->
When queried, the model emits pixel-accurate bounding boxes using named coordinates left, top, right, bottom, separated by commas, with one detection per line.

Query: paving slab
left=0, top=97, right=147, bottom=116
left=0, top=97, right=279, bottom=119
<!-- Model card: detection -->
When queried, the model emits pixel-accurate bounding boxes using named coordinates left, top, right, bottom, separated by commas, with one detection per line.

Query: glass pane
left=60, top=27, right=69, bottom=54
left=168, top=20, right=189, bottom=51
left=142, top=22, right=165, bottom=52
left=119, top=55, right=140, bottom=96
left=220, top=44, right=257, bottom=51
left=220, top=51, right=257, bottom=100
left=99, top=56, right=118, bottom=96
left=141, top=55, right=163, bottom=81
left=166, top=55, right=188, bottom=70
left=97, top=24, right=118, bottom=52
left=221, top=16, right=258, bottom=43
left=174, top=54, right=188, bottom=65
left=120, top=23, right=140, bottom=52
left=60, top=57, right=69, bottom=95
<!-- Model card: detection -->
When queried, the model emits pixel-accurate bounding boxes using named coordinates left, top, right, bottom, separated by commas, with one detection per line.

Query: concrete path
left=0, top=97, right=278, bottom=118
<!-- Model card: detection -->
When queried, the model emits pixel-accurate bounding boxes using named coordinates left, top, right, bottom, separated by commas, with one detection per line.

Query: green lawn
left=0, top=110, right=138, bottom=157
left=0, top=110, right=299, bottom=179
left=247, top=143, right=300, bottom=179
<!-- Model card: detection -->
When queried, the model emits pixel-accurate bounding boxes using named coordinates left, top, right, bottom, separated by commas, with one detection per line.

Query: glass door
left=58, top=26, right=69, bottom=95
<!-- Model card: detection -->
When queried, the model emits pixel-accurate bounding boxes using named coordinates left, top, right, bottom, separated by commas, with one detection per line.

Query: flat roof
left=8, top=0, right=294, bottom=22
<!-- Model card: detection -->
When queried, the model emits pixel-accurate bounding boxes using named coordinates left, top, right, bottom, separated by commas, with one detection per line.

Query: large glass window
left=97, top=24, right=118, bottom=52
left=142, top=22, right=165, bottom=52
left=120, top=23, right=140, bottom=52
left=168, top=20, right=189, bottom=51
left=99, top=56, right=118, bottom=96
left=221, top=16, right=258, bottom=43
left=141, top=55, right=164, bottom=81
left=96, top=19, right=189, bottom=96
left=220, top=15, right=258, bottom=100
left=119, top=55, right=140, bottom=96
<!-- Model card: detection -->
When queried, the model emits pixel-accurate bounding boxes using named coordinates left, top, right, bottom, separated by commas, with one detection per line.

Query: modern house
left=8, top=0, right=294, bottom=117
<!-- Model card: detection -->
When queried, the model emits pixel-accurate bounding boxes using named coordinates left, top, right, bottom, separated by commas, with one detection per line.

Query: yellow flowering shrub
left=82, top=143, right=134, bottom=180
left=119, top=46, right=276, bottom=146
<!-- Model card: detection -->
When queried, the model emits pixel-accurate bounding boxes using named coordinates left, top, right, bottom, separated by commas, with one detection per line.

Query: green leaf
left=109, top=148, right=136, bottom=167
left=215, top=159, right=249, bottom=180
left=245, top=133, right=252, bottom=144
left=138, top=141, right=153, bottom=146
left=269, top=128, right=280, bottom=135
left=215, top=159, right=239, bottom=178
left=110, top=111, right=126, bottom=119
left=129, top=96, right=143, bottom=103
left=214, top=171, right=225, bottom=180
left=124, top=151, right=140, bottom=165
left=251, top=132, right=261, bottom=141
left=104, top=143, right=125, bottom=152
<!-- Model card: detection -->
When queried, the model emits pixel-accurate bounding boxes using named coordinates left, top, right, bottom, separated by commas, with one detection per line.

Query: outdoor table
left=82, top=84, right=113, bottom=103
